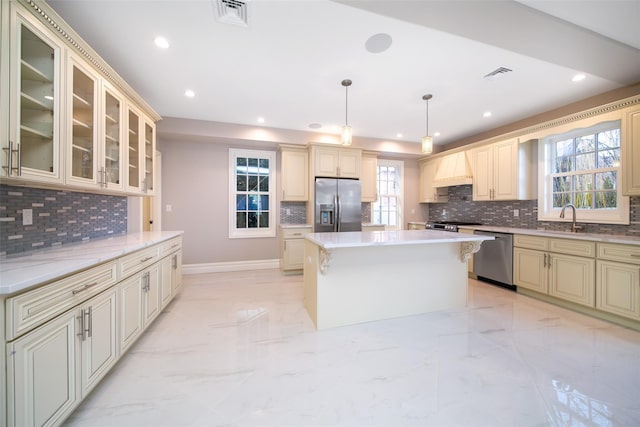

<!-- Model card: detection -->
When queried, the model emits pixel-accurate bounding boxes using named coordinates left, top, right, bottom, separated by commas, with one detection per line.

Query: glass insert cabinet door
left=69, top=58, right=98, bottom=182
left=144, top=121, right=154, bottom=193
left=7, top=15, right=62, bottom=182
left=127, top=108, right=141, bottom=190
left=103, top=86, right=123, bottom=188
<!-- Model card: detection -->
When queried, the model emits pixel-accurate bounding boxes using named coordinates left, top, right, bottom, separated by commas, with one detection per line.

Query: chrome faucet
left=560, top=203, right=582, bottom=232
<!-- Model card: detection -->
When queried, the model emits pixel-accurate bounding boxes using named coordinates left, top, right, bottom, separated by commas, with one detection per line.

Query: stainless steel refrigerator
left=314, top=177, right=362, bottom=232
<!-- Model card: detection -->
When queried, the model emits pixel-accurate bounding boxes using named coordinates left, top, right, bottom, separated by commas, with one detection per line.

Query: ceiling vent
left=213, top=0, right=249, bottom=27
left=484, top=67, right=512, bottom=78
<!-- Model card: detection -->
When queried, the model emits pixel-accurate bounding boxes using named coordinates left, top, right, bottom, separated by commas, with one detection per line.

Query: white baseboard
left=182, top=258, right=280, bottom=275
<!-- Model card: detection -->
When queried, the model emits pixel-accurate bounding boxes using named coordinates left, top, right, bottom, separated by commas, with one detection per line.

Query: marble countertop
left=0, top=231, right=184, bottom=296
left=305, top=229, right=493, bottom=250
left=458, top=225, right=640, bottom=246
left=279, top=224, right=312, bottom=229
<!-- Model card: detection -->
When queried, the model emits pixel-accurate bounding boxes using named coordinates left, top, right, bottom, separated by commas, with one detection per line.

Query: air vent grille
left=484, top=67, right=512, bottom=78
left=213, top=0, right=249, bottom=27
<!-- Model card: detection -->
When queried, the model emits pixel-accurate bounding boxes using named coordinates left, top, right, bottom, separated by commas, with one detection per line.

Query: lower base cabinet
left=597, top=260, right=640, bottom=320
left=513, top=235, right=595, bottom=307
left=8, top=311, right=78, bottom=427
left=280, top=226, right=312, bottom=272
left=5, top=236, right=183, bottom=427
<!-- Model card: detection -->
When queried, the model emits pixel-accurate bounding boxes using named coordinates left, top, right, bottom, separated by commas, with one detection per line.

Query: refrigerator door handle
left=335, top=194, right=340, bottom=232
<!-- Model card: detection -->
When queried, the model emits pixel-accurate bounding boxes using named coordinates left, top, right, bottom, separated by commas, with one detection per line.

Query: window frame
left=538, top=120, right=629, bottom=224
left=372, top=159, right=404, bottom=230
left=228, top=148, right=276, bottom=239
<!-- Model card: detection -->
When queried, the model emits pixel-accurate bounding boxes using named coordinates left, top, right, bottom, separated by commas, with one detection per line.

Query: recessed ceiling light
left=483, top=111, right=492, bottom=118
left=308, top=123, right=322, bottom=129
left=184, top=89, right=195, bottom=98
left=396, top=133, right=403, bottom=138
left=257, top=117, right=265, bottom=123
left=434, top=132, right=441, bottom=137
left=572, top=73, right=586, bottom=82
left=365, top=33, right=393, bottom=53
left=154, top=36, right=170, bottom=49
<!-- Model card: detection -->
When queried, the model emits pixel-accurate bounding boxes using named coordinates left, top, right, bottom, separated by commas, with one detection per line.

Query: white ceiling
left=47, top=0, right=640, bottom=149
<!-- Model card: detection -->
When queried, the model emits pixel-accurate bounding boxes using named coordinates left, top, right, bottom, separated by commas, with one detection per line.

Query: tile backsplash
left=428, top=185, right=640, bottom=236
left=0, top=185, right=127, bottom=256
left=279, top=201, right=372, bottom=225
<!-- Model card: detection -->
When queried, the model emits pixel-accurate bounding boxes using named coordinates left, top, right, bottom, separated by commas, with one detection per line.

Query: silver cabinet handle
left=172, top=254, right=178, bottom=270
left=630, top=254, right=640, bottom=258
left=16, top=143, right=21, bottom=176
left=3, top=141, right=12, bottom=175
left=548, top=254, right=551, bottom=269
left=77, top=309, right=86, bottom=341
left=140, top=256, right=154, bottom=263
left=171, top=243, right=179, bottom=249
left=543, top=253, right=547, bottom=268
left=72, top=281, right=98, bottom=295
left=87, top=306, right=93, bottom=338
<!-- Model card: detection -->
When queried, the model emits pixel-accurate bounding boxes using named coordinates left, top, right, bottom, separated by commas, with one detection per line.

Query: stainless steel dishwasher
left=473, top=230, right=515, bottom=290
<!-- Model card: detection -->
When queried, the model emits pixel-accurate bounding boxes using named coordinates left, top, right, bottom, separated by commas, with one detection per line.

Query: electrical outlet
left=513, top=209, right=519, bottom=217
left=23, top=208, right=33, bottom=225
left=165, top=204, right=172, bottom=212
left=286, top=208, right=291, bottom=215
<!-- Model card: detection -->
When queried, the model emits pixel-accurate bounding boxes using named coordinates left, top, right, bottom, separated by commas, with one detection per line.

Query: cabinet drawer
left=159, top=237, right=182, bottom=256
left=281, top=227, right=312, bottom=239
left=549, top=238, right=595, bottom=258
left=597, top=243, right=640, bottom=264
left=119, top=246, right=159, bottom=279
left=514, top=234, right=548, bottom=250
left=6, top=261, right=117, bottom=340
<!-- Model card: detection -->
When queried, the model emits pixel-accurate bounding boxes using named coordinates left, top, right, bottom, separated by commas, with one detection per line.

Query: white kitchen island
left=304, top=230, right=493, bottom=329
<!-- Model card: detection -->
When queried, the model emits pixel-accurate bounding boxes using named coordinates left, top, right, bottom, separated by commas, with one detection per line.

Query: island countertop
left=0, top=231, right=183, bottom=295
left=305, top=229, right=493, bottom=250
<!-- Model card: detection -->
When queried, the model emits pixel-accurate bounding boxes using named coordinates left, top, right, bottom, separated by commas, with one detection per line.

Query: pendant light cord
left=345, top=84, right=349, bottom=126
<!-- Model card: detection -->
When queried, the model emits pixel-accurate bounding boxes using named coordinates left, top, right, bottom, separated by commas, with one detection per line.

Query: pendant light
left=421, top=94, right=433, bottom=154
left=341, top=79, right=352, bottom=146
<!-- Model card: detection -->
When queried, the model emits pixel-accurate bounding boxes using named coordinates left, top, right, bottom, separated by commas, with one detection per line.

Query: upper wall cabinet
left=2, top=6, right=64, bottom=185
left=418, top=157, right=449, bottom=203
left=471, top=138, right=537, bottom=201
left=125, top=106, right=156, bottom=195
left=361, top=152, right=377, bottom=202
left=310, top=144, right=361, bottom=179
left=279, top=144, right=308, bottom=201
left=66, top=55, right=99, bottom=187
left=622, top=105, right=640, bottom=196
left=0, top=0, right=160, bottom=195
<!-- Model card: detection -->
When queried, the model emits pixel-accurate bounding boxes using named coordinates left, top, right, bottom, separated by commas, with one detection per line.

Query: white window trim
left=228, top=148, right=276, bottom=238
left=537, top=120, right=629, bottom=225
left=373, top=159, right=404, bottom=230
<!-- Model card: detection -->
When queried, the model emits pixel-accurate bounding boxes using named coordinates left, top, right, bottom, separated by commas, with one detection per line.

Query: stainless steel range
left=425, top=221, right=482, bottom=232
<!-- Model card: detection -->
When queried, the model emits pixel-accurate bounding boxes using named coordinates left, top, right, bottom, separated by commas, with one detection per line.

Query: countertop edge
left=0, top=231, right=184, bottom=296
left=457, top=225, right=640, bottom=245
left=305, top=230, right=493, bottom=250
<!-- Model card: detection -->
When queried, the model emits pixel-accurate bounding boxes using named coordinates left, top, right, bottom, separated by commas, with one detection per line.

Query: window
left=229, top=149, right=276, bottom=238
left=372, top=159, right=404, bottom=229
left=539, top=120, right=629, bottom=224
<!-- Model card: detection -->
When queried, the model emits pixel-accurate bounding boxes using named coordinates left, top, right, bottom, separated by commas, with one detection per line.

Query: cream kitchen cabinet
left=361, top=152, right=378, bottom=202
left=278, top=144, right=308, bottom=201
left=622, top=105, right=640, bottom=196
left=310, top=144, right=361, bottom=178
left=7, top=286, right=118, bottom=427
left=8, top=308, right=78, bottom=427
left=2, top=4, right=64, bottom=185
left=3, top=234, right=183, bottom=427
left=125, top=108, right=156, bottom=195
left=471, top=138, right=536, bottom=201
left=66, top=54, right=99, bottom=187
left=1, top=0, right=159, bottom=194
left=596, top=243, right=640, bottom=320
left=418, top=157, right=448, bottom=203
left=280, top=226, right=313, bottom=272
left=514, top=235, right=595, bottom=307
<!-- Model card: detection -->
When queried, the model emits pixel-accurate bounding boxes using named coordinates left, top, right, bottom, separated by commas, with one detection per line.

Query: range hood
left=433, top=151, right=473, bottom=187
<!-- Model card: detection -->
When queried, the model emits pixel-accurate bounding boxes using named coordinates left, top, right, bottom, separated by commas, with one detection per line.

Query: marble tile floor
left=64, top=270, right=640, bottom=427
